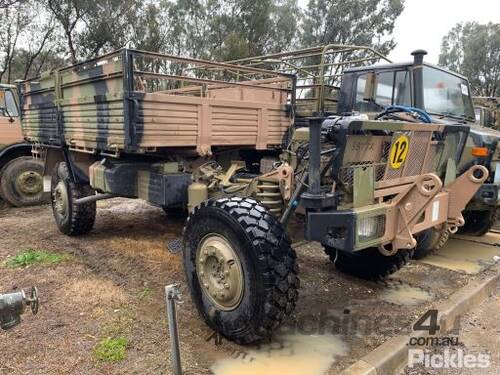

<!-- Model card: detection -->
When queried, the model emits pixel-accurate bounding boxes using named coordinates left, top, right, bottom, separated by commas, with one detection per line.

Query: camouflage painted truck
left=232, top=46, right=500, bottom=254
left=20, top=49, right=487, bottom=343
left=0, top=84, right=46, bottom=206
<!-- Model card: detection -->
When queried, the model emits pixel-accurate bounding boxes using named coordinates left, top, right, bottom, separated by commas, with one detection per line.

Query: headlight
left=357, top=215, right=385, bottom=242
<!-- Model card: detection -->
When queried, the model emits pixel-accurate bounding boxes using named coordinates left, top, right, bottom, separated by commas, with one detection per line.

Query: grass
left=3, top=249, right=69, bottom=268
left=93, top=337, right=129, bottom=362
left=138, top=287, right=152, bottom=300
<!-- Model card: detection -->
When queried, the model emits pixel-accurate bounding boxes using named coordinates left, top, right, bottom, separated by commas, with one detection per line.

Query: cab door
left=0, top=87, right=23, bottom=147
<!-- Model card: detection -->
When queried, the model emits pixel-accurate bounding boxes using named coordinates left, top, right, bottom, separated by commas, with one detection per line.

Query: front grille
left=340, top=130, right=438, bottom=188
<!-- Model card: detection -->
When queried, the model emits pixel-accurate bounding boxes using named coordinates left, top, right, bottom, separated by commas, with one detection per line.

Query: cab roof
left=344, top=61, right=470, bottom=82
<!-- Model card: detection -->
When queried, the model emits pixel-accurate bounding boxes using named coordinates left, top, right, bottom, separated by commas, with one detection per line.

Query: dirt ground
left=0, top=199, right=498, bottom=375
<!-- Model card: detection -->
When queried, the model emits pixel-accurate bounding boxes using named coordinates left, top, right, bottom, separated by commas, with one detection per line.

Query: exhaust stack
left=411, top=49, right=428, bottom=65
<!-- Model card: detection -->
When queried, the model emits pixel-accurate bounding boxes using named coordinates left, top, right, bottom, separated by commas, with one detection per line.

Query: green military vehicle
left=233, top=46, right=500, bottom=254
left=19, top=49, right=486, bottom=343
left=0, top=84, right=46, bottom=207
left=474, top=97, right=499, bottom=129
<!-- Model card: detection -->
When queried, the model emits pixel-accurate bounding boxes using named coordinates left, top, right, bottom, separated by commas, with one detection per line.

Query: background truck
left=232, top=46, right=500, bottom=244
left=19, top=48, right=486, bottom=344
left=0, top=84, right=46, bottom=207
left=474, top=96, right=499, bottom=128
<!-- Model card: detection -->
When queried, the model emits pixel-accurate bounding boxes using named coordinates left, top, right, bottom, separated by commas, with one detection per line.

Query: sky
left=388, top=0, right=500, bottom=64
left=297, top=0, right=499, bottom=65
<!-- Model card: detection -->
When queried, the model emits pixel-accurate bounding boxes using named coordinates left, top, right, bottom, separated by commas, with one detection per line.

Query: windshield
left=422, top=67, right=475, bottom=120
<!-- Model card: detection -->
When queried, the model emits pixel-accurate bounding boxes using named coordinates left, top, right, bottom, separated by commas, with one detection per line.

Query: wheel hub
left=53, top=181, right=69, bottom=218
left=15, top=171, right=43, bottom=196
left=196, top=234, right=244, bottom=311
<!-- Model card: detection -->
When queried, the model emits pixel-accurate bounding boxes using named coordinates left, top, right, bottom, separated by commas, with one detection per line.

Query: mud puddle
left=379, top=282, right=434, bottom=306
left=453, top=230, right=500, bottom=246
left=211, top=334, right=348, bottom=375
left=419, top=238, right=500, bottom=274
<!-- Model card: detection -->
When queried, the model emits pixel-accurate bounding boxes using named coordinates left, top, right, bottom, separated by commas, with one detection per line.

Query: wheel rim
left=15, top=170, right=43, bottom=196
left=53, top=181, right=69, bottom=220
left=196, top=234, right=244, bottom=311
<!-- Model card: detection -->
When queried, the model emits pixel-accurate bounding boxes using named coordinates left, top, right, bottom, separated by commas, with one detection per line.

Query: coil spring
left=256, top=181, right=283, bottom=216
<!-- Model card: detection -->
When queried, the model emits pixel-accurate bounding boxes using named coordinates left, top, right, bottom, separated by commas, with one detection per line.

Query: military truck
left=19, top=49, right=487, bottom=343
left=473, top=97, right=499, bottom=129
left=0, top=84, right=46, bottom=207
left=232, top=46, right=500, bottom=251
left=338, top=51, right=500, bottom=242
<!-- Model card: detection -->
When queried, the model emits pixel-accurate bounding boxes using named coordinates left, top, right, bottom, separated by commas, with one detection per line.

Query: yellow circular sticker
left=389, top=135, right=410, bottom=169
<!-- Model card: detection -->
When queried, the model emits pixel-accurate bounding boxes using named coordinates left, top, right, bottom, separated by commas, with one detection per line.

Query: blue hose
left=377, top=105, right=433, bottom=123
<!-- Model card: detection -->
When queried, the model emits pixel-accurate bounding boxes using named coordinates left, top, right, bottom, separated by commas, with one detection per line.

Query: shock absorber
left=256, top=181, right=283, bottom=215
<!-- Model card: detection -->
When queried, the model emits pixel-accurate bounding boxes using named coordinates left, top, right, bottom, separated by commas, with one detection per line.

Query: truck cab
left=0, top=84, right=22, bottom=145
left=338, top=51, right=500, bottom=235
left=0, top=84, right=46, bottom=207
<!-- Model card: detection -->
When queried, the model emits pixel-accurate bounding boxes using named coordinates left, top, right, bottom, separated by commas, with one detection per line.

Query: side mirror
left=363, top=72, right=376, bottom=102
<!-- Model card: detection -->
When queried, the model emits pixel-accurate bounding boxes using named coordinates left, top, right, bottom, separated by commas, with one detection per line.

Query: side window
left=5, top=90, right=19, bottom=117
left=394, top=70, right=411, bottom=106
left=355, top=73, right=368, bottom=105
left=0, top=89, right=19, bottom=117
left=354, top=73, right=372, bottom=112
left=375, top=72, right=394, bottom=107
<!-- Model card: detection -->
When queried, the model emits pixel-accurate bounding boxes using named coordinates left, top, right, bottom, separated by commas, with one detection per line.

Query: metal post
left=165, top=284, right=183, bottom=375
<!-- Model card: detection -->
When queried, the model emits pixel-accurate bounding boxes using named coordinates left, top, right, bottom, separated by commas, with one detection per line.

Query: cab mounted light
left=471, top=147, right=489, bottom=157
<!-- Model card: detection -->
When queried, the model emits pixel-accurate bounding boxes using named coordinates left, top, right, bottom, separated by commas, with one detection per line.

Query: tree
left=439, top=22, right=499, bottom=97
left=77, top=0, right=141, bottom=58
left=46, top=0, right=88, bottom=64
left=300, top=0, right=404, bottom=54
left=18, top=1, right=61, bottom=79
left=130, top=1, right=172, bottom=53
left=0, top=1, right=29, bottom=82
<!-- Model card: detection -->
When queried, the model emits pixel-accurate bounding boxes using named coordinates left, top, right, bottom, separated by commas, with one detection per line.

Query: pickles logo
left=389, top=135, right=410, bottom=169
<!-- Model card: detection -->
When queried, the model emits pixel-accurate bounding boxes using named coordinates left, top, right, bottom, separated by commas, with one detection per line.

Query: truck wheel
left=183, top=197, right=299, bottom=344
left=458, top=208, right=498, bottom=236
left=162, top=205, right=188, bottom=218
left=51, top=162, right=96, bottom=236
left=324, top=246, right=413, bottom=281
left=412, top=225, right=450, bottom=259
left=0, top=157, right=48, bottom=207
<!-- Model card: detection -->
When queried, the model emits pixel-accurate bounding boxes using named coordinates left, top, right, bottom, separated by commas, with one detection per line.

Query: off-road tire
left=0, top=157, right=48, bottom=207
left=51, top=162, right=96, bottom=236
left=183, top=197, right=299, bottom=344
left=324, top=246, right=413, bottom=281
left=413, top=226, right=450, bottom=259
left=458, top=208, right=498, bottom=236
left=162, top=205, right=188, bottom=218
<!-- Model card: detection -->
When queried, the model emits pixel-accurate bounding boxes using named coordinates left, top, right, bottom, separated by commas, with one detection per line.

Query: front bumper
left=306, top=165, right=489, bottom=253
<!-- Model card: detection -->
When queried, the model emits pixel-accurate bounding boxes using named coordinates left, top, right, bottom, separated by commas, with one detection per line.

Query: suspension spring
left=256, top=181, right=283, bottom=215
